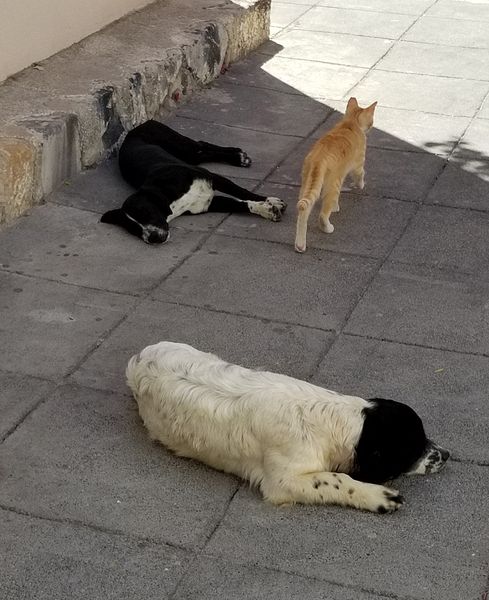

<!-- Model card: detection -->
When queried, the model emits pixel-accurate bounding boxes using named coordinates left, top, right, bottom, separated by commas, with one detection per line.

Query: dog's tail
left=126, top=341, right=190, bottom=399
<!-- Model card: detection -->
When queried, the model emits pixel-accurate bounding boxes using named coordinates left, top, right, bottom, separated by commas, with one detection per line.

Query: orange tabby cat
left=294, top=97, right=377, bottom=253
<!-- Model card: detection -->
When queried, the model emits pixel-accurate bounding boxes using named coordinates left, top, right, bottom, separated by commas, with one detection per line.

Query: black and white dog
left=127, top=342, right=450, bottom=513
left=101, top=120, right=286, bottom=243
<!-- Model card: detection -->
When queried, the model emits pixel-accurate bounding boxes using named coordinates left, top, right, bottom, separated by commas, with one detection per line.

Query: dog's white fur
left=126, top=342, right=404, bottom=513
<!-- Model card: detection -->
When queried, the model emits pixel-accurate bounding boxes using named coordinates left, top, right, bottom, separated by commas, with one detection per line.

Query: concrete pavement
left=1, top=0, right=488, bottom=598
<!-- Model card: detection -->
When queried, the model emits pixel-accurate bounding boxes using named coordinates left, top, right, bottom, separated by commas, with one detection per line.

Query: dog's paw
left=265, top=197, right=287, bottom=220
left=359, top=483, right=404, bottom=514
left=239, top=150, right=252, bottom=168
left=377, top=489, right=404, bottom=514
left=248, top=198, right=286, bottom=222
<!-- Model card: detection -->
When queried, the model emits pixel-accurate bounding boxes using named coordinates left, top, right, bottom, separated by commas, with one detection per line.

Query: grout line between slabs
left=175, top=113, right=304, bottom=138
left=0, top=502, right=192, bottom=553
left=279, top=2, right=434, bottom=18
left=342, top=331, right=489, bottom=361
left=199, top=550, right=422, bottom=600
left=341, top=0, right=439, bottom=101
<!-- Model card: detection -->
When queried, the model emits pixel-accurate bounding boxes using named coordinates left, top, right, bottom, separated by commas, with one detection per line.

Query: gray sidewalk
left=1, top=0, right=489, bottom=599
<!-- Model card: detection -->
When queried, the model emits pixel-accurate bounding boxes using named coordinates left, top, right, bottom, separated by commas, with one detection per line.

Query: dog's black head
left=101, top=191, right=170, bottom=244
left=352, top=398, right=450, bottom=484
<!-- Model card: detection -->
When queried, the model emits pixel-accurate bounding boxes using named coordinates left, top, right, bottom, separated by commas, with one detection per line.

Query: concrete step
left=0, top=0, right=270, bottom=224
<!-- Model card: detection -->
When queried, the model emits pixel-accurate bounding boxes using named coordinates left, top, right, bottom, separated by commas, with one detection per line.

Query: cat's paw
left=319, top=217, right=334, bottom=233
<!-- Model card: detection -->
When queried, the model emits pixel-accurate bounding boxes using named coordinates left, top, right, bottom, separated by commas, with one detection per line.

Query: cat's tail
left=295, top=163, right=325, bottom=253
left=297, top=163, right=325, bottom=209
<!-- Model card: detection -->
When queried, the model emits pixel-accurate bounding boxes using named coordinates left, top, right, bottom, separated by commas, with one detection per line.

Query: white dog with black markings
left=127, top=342, right=449, bottom=513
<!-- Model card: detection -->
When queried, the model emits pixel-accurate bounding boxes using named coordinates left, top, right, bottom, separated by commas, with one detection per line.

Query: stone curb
left=0, top=0, right=271, bottom=224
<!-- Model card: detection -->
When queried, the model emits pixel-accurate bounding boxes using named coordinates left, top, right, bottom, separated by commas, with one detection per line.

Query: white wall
left=0, top=0, right=156, bottom=82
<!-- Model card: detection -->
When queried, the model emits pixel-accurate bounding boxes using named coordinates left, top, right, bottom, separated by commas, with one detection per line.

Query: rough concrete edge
left=0, top=0, right=271, bottom=225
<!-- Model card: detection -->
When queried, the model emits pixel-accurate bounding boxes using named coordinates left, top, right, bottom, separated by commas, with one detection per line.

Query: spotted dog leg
left=260, top=471, right=404, bottom=513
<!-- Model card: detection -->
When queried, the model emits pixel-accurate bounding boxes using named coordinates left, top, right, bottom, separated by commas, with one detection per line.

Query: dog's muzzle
left=408, top=441, right=450, bottom=475
left=142, top=228, right=170, bottom=245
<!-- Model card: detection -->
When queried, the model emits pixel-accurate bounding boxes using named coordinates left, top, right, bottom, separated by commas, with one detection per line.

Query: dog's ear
left=101, top=209, right=124, bottom=225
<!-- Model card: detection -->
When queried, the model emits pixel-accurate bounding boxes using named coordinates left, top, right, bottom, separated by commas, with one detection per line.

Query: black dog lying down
left=101, top=120, right=286, bottom=243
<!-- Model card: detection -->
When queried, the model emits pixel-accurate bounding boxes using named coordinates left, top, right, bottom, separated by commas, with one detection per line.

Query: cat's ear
left=366, top=101, right=378, bottom=114
left=358, top=101, right=377, bottom=131
left=346, top=97, right=359, bottom=114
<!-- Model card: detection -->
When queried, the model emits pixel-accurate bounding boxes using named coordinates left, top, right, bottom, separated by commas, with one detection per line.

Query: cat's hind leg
left=319, top=179, right=341, bottom=234
left=295, top=175, right=324, bottom=253
left=295, top=195, right=317, bottom=253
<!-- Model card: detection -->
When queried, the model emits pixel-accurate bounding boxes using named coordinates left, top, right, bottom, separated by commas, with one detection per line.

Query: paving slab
left=261, top=29, right=393, bottom=68
left=317, top=0, right=433, bottom=15
left=344, top=264, right=489, bottom=355
left=0, top=384, right=239, bottom=548
left=173, top=555, right=395, bottom=600
left=390, top=204, right=489, bottom=280
left=217, top=182, right=416, bottom=258
left=0, top=372, right=54, bottom=441
left=404, top=15, right=489, bottom=48
left=270, top=2, right=312, bottom=27
left=312, top=334, right=489, bottom=463
left=162, top=116, right=302, bottom=180
left=293, top=6, right=416, bottom=38
left=70, top=299, right=334, bottom=394
left=0, top=509, right=188, bottom=600
left=367, top=108, right=470, bottom=156
left=453, top=118, right=489, bottom=160
left=223, top=53, right=368, bottom=100
left=268, top=142, right=444, bottom=201
left=175, top=81, right=330, bottom=137
left=0, top=203, right=207, bottom=295
left=152, top=234, right=378, bottom=330
left=205, top=462, right=489, bottom=600
left=0, top=272, right=134, bottom=378
left=426, top=162, right=489, bottom=212
left=349, top=69, right=489, bottom=117
left=377, top=41, right=489, bottom=80
left=426, top=0, right=489, bottom=21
